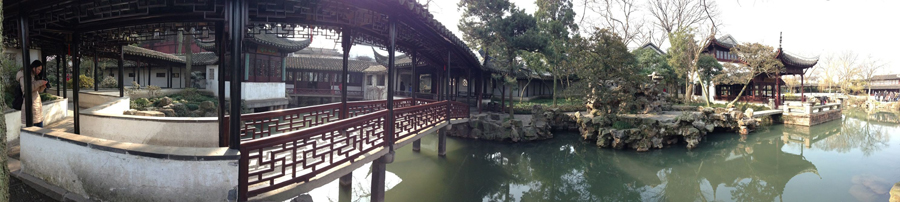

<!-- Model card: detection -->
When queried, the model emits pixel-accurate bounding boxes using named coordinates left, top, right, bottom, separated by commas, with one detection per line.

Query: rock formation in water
left=576, top=107, right=759, bottom=151
left=457, top=105, right=554, bottom=142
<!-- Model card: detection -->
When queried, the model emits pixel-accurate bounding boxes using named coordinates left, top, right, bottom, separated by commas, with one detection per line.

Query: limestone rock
left=158, top=109, right=176, bottom=117
left=123, top=109, right=138, bottom=115
left=200, top=101, right=216, bottom=111
left=156, top=97, right=173, bottom=107
left=136, top=110, right=165, bottom=117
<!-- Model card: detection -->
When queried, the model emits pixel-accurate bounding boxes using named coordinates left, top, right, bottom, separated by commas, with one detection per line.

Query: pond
left=306, top=115, right=900, bottom=202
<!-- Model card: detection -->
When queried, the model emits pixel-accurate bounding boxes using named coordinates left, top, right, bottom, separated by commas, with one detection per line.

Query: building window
left=128, top=73, right=135, bottom=77
left=109, top=73, right=114, bottom=77
left=208, top=69, right=215, bottom=80
left=156, top=73, right=166, bottom=77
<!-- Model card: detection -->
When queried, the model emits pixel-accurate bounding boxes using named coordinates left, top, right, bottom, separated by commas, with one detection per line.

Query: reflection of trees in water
left=730, top=178, right=779, bottom=202
left=445, top=131, right=812, bottom=202
left=814, top=117, right=891, bottom=156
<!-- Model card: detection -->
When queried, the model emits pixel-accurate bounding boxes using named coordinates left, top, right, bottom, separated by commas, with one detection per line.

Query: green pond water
left=309, top=114, right=900, bottom=202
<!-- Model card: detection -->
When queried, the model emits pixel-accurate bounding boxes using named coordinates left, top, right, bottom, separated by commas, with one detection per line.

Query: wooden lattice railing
left=238, top=99, right=466, bottom=201
left=224, top=98, right=424, bottom=144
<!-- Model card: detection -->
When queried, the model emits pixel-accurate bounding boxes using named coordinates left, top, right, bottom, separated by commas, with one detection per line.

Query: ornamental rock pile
left=577, top=107, right=759, bottom=151
left=458, top=105, right=554, bottom=142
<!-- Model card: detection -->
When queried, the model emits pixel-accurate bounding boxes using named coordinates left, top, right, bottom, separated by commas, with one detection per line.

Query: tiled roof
left=871, top=74, right=900, bottom=80
left=776, top=50, right=818, bottom=68
left=363, top=65, right=387, bottom=73
left=716, top=35, right=738, bottom=48
left=372, top=48, right=417, bottom=68
left=196, top=34, right=311, bottom=53
left=123, top=45, right=184, bottom=63
left=176, top=52, right=218, bottom=65
left=285, top=56, right=376, bottom=72
left=639, top=42, right=665, bottom=55
left=249, top=34, right=311, bottom=52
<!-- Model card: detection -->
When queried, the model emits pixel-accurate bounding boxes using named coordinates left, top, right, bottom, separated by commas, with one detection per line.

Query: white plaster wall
left=79, top=115, right=219, bottom=147
left=78, top=92, right=121, bottom=109
left=3, top=99, right=68, bottom=143
left=20, top=131, right=237, bottom=201
left=2, top=48, right=41, bottom=67
left=80, top=96, right=218, bottom=147
left=220, top=82, right=286, bottom=101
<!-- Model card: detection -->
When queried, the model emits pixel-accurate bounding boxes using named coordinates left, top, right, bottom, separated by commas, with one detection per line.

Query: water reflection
left=308, top=115, right=899, bottom=202
left=805, top=116, right=892, bottom=156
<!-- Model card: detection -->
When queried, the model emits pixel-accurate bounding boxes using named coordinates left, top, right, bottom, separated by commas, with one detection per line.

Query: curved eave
left=776, top=49, right=819, bottom=68
left=123, top=45, right=185, bottom=64
left=248, top=34, right=312, bottom=53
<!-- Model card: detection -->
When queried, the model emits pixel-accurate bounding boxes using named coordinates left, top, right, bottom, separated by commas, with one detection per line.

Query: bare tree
left=647, top=0, right=717, bottom=37
left=588, top=0, right=646, bottom=46
left=859, top=55, right=887, bottom=95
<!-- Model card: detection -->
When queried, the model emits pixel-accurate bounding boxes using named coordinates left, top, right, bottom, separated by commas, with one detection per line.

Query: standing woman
left=17, top=60, right=48, bottom=127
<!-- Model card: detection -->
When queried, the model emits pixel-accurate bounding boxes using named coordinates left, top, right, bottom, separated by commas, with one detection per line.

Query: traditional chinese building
left=702, top=34, right=819, bottom=107
left=867, top=74, right=900, bottom=94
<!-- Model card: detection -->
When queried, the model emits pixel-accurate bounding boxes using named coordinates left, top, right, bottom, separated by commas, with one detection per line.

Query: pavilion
left=702, top=34, right=819, bottom=108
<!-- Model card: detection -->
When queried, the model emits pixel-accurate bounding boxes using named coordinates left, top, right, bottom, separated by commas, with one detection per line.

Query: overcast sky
left=310, top=0, right=898, bottom=75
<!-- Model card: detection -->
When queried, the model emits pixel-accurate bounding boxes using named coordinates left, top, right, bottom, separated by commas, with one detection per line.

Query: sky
left=309, top=0, right=899, bottom=75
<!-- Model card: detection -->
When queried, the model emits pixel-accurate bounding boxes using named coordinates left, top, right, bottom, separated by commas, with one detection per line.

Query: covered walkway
left=5, top=0, right=482, bottom=201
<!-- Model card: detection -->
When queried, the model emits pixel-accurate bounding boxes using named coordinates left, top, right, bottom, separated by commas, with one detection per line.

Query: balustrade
left=238, top=99, right=468, bottom=200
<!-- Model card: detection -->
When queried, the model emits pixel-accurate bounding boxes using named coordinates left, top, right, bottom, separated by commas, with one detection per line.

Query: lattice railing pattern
left=239, top=99, right=469, bottom=200
left=393, top=102, right=447, bottom=141
left=240, top=111, right=387, bottom=198
left=227, top=99, right=417, bottom=142
left=237, top=106, right=340, bottom=140
left=450, top=101, right=470, bottom=119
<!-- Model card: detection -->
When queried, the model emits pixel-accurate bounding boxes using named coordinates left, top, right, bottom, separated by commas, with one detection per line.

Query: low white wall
left=211, top=81, right=286, bottom=101
left=4, top=98, right=68, bottom=143
left=78, top=92, right=121, bottom=109
left=80, top=96, right=219, bottom=147
left=20, top=128, right=238, bottom=201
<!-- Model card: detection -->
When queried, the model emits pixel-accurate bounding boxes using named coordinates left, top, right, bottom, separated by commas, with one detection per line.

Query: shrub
left=612, top=121, right=633, bottom=129
left=100, top=77, right=118, bottom=88
left=40, top=93, right=58, bottom=102
left=147, top=85, right=161, bottom=97
left=66, top=75, right=94, bottom=89
left=186, top=103, right=199, bottom=111
left=131, top=98, right=150, bottom=110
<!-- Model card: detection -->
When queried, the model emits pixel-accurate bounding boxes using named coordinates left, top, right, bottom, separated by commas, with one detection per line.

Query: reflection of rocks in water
left=891, top=182, right=900, bottom=202
left=849, top=174, right=893, bottom=202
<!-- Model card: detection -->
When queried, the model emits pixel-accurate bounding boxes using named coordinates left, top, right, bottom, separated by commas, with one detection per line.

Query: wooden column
left=19, top=16, right=34, bottom=126
left=228, top=0, right=246, bottom=150
left=62, top=49, right=67, bottom=99
left=800, top=74, right=805, bottom=102
left=56, top=54, right=61, bottom=96
left=216, top=22, right=228, bottom=147
left=72, top=32, right=81, bottom=133
left=411, top=50, right=420, bottom=152
left=93, top=51, right=99, bottom=91
left=775, top=75, right=781, bottom=109
left=341, top=26, right=352, bottom=119
left=118, top=46, right=124, bottom=97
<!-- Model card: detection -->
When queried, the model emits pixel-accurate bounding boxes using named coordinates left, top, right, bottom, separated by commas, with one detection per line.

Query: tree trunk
left=684, top=76, right=693, bottom=103
left=700, top=80, right=710, bottom=107
left=519, top=78, right=532, bottom=104
left=728, top=83, right=751, bottom=108
left=183, top=29, right=193, bottom=88
left=552, top=71, right=558, bottom=107
left=0, top=1, right=10, bottom=198
left=509, top=81, right=514, bottom=118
